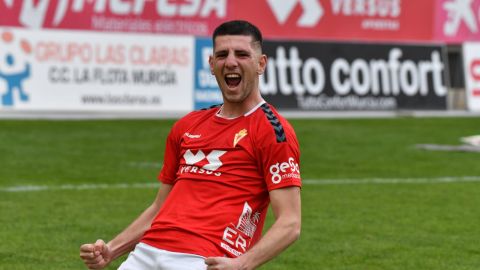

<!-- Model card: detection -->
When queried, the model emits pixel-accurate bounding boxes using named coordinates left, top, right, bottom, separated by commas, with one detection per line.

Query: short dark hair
left=212, top=20, right=263, bottom=51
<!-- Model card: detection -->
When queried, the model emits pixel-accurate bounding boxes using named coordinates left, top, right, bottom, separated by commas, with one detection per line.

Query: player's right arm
left=79, top=183, right=172, bottom=269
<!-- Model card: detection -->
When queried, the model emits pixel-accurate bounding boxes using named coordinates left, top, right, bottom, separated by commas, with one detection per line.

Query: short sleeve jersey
left=141, top=102, right=301, bottom=258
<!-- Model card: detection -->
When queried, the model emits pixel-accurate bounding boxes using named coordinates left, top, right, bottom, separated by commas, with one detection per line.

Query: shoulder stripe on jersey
left=260, top=103, right=287, bottom=143
left=200, top=103, right=223, bottom=110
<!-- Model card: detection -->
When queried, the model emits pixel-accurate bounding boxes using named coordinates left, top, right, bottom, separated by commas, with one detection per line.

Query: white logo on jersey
left=236, top=202, right=260, bottom=238
left=221, top=202, right=261, bottom=256
left=184, top=132, right=201, bottom=139
left=184, top=150, right=226, bottom=171
left=269, top=157, right=300, bottom=184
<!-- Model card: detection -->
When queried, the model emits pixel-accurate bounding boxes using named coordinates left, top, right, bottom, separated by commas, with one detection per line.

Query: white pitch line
left=303, top=176, right=480, bottom=185
left=0, top=183, right=159, bottom=192
left=1, top=176, right=480, bottom=192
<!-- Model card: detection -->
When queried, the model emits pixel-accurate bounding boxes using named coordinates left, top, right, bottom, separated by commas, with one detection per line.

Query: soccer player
left=80, top=20, right=302, bottom=270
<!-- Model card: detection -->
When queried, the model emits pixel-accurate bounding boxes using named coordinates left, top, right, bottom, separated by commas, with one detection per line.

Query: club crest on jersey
left=233, top=129, right=248, bottom=147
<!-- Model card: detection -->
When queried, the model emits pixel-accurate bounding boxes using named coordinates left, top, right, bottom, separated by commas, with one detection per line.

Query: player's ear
left=209, top=55, right=214, bottom=75
left=257, top=54, right=267, bottom=75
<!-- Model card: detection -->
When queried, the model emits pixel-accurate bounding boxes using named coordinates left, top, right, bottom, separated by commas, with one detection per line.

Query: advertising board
left=0, top=28, right=193, bottom=112
left=260, top=41, right=448, bottom=110
left=434, top=0, right=480, bottom=43
left=463, top=42, right=480, bottom=111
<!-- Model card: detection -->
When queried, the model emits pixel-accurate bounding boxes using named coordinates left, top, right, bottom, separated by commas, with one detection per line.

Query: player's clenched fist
left=80, top=239, right=112, bottom=269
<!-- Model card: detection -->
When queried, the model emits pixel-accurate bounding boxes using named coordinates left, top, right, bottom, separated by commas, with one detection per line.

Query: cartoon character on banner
left=0, top=31, right=32, bottom=107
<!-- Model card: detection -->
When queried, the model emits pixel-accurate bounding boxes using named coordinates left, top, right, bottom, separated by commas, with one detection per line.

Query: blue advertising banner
left=194, top=37, right=221, bottom=110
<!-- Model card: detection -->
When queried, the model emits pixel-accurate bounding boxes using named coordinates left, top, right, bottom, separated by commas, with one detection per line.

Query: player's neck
left=218, top=98, right=265, bottom=119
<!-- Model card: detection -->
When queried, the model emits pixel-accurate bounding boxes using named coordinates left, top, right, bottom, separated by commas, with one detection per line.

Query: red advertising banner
left=0, top=0, right=228, bottom=36
left=230, top=0, right=436, bottom=42
left=0, top=0, right=437, bottom=43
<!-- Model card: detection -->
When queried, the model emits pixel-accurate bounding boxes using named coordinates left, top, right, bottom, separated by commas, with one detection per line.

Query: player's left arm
left=205, top=186, right=301, bottom=270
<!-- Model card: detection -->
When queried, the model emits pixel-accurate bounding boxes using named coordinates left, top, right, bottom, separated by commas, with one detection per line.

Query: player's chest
left=181, top=120, right=252, bottom=150
left=178, top=120, right=256, bottom=173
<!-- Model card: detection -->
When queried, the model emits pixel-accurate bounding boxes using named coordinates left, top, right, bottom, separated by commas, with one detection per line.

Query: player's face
left=210, top=35, right=266, bottom=104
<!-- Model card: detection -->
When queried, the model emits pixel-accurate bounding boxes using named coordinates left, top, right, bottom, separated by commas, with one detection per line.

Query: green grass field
left=1, top=117, right=480, bottom=270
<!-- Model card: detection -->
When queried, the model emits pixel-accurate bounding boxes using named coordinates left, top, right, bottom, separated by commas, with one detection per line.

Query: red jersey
left=141, top=102, right=301, bottom=258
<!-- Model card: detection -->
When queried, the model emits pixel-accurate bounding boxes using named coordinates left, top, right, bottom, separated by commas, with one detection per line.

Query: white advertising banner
left=463, top=43, right=480, bottom=111
left=0, top=28, right=193, bottom=112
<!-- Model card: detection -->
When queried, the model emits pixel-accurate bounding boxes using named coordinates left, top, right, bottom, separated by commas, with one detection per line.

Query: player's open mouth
left=225, top=73, right=241, bottom=88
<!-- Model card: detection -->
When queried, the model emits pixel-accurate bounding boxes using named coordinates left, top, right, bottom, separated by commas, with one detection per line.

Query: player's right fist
left=80, top=239, right=112, bottom=269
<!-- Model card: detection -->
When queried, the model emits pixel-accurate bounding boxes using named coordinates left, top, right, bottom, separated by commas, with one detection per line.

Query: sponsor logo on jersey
left=268, top=157, right=300, bottom=184
left=221, top=202, right=260, bottom=256
left=233, top=129, right=248, bottom=147
left=180, top=149, right=226, bottom=177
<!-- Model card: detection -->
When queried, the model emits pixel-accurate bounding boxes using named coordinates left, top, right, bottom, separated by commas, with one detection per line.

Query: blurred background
left=1, top=0, right=479, bottom=118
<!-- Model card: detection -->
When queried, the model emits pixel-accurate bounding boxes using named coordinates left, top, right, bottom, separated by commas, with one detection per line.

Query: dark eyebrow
left=214, top=50, right=228, bottom=57
left=214, top=49, right=251, bottom=57
left=235, top=49, right=251, bottom=55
